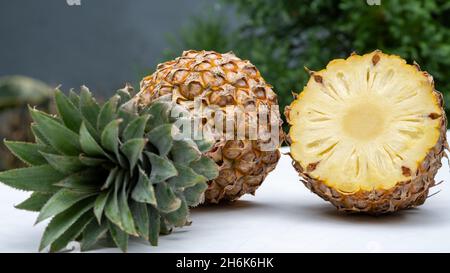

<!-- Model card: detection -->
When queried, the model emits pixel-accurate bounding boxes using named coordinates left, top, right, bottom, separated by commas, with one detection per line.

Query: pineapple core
left=289, top=52, right=443, bottom=193
left=341, top=101, right=385, bottom=140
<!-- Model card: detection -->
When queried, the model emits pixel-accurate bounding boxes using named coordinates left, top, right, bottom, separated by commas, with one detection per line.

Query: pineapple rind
left=286, top=51, right=448, bottom=214
left=136, top=50, right=282, bottom=203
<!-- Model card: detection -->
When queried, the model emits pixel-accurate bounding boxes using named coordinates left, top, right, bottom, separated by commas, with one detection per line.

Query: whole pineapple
left=285, top=51, right=448, bottom=214
left=0, top=76, right=53, bottom=170
left=0, top=85, right=218, bottom=252
left=136, top=50, right=282, bottom=203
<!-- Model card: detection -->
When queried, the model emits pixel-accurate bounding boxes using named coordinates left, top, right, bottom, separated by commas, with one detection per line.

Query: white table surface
left=1, top=143, right=450, bottom=253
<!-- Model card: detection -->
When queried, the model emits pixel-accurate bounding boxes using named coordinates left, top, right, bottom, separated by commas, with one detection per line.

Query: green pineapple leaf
left=78, top=155, right=106, bottom=166
left=108, top=221, right=128, bottom=252
left=164, top=195, right=189, bottom=227
left=29, top=107, right=81, bottom=156
left=80, top=220, right=108, bottom=251
left=104, top=170, right=123, bottom=228
left=171, top=139, right=202, bottom=163
left=101, top=119, right=120, bottom=156
left=159, top=218, right=172, bottom=235
left=154, top=182, right=181, bottom=213
left=54, top=89, right=82, bottom=132
left=31, top=123, right=51, bottom=146
left=36, top=189, right=95, bottom=224
left=81, top=221, right=108, bottom=251
left=146, top=152, right=178, bottom=183
left=39, top=198, right=94, bottom=251
left=79, top=86, right=100, bottom=129
left=15, top=192, right=52, bottom=212
left=79, top=122, right=108, bottom=158
left=4, top=141, right=47, bottom=166
left=189, top=156, right=219, bottom=180
left=148, top=206, right=160, bottom=246
left=145, top=100, right=171, bottom=128
left=101, top=167, right=118, bottom=190
left=54, top=170, right=100, bottom=192
left=122, top=115, right=150, bottom=141
left=68, top=89, right=80, bottom=106
left=117, top=107, right=136, bottom=134
left=147, top=124, right=174, bottom=157
left=194, top=139, right=215, bottom=153
left=169, top=163, right=207, bottom=188
left=118, top=176, right=138, bottom=236
left=116, top=84, right=132, bottom=104
left=120, top=138, right=146, bottom=172
left=97, top=95, right=120, bottom=132
left=131, top=168, right=157, bottom=205
left=49, top=212, right=93, bottom=253
left=93, top=191, right=110, bottom=224
left=39, top=152, right=84, bottom=174
left=130, top=201, right=149, bottom=240
left=0, top=165, right=64, bottom=193
left=184, top=181, right=208, bottom=207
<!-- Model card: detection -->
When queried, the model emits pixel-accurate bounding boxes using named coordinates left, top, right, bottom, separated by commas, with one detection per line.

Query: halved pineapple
left=285, top=51, right=448, bottom=214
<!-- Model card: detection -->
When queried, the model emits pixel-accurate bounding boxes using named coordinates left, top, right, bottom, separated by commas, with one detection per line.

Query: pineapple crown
left=0, top=85, right=218, bottom=252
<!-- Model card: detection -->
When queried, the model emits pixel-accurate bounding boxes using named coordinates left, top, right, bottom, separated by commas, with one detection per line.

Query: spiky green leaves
left=0, top=165, right=65, bottom=193
left=0, top=85, right=218, bottom=252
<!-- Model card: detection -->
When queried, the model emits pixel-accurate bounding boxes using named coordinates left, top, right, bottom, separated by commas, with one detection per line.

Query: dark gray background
left=0, top=0, right=228, bottom=97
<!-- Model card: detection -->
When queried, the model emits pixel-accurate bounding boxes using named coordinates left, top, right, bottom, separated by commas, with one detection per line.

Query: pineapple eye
left=253, top=86, right=267, bottom=99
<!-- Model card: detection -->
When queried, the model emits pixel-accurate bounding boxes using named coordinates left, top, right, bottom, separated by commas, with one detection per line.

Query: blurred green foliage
left=164, top=15, right=231, bottom=58
left=0, top=76, right=53, bottom=170
left=165, top=0, right=450, bottom=126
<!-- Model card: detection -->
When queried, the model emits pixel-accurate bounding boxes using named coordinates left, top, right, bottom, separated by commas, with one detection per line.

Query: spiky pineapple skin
left=136, top=50, right=282, bottom=203
left=285, top=51, right=448, bottom=214
left=290, top=126, right=446, bottom=214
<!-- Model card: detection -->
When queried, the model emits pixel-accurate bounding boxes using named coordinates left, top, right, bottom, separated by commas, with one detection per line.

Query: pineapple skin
left=285, top=51, right=448, bottom=214
left=136, top=50, right=282, bottom=203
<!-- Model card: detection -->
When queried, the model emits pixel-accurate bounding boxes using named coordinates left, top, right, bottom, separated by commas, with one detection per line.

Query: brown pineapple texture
left=136, top=50, right=282, bottom=203
left=285, top=51, right=448, bottom=214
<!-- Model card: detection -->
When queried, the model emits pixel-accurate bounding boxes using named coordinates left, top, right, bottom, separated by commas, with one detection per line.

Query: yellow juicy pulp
left=289, top=52, right=442, bottom=193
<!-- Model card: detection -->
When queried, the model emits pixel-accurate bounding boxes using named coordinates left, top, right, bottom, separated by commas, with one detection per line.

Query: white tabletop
left=1, top=142, right=450, bottom=253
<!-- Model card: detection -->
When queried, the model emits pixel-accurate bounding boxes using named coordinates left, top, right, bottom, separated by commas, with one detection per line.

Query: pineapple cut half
left=286, top=51, right=448, bottom=214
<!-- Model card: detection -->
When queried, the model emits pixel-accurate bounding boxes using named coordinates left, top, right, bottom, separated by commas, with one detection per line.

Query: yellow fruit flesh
left=290, top=52, right=442, bottom=194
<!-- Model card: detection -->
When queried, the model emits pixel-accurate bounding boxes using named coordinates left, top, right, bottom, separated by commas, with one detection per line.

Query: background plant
left=162, top=0, right=450, bottom=129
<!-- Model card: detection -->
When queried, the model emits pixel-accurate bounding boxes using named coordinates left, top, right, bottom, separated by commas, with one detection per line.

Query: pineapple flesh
left=286, top=51, right=447, bottom=214
left=136, top=50, right=282, bottom=203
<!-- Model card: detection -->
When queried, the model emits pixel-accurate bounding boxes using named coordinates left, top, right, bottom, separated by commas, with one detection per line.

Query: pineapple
left=285, top=51, right=448, bottom=214
left=0, top=76, right=53, bottom=170
left=0, top=85, right=218, bottom=252
left=136, top=50, right=282, bottom=203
